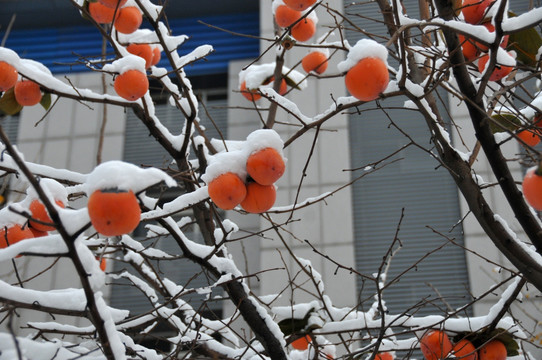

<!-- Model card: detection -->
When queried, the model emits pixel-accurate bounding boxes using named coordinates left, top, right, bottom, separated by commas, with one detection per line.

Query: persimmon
left=458, top=34, right=480, bottom=61
left=452, top=339, right=478, bottom=360
left=14, top=79, right=42, bottom=106
left=263, top=77, right=288, bottom=95
left=274, top=78, right=288, bottom=95
left=98, top=0, right=127, bottom=9
left=419, top=330, right=453, bottom=360
left=302, top=51, right=328, bottom=74
left=97, top=256, right=107, bottom=271
left=462, top=0, right=494, bottom=24
left=208, top=172, right=247, bottom=210
left=240, top=81, right=261, bottom=101
left=0, top=61, right=18, bottom=91
left=87, top=189, right=141, bottom=236
left=477, top=54, right=513, bottom=81
left=29, top=227, right=48, bottom=238
left=345, top=57, right=389, bottom=101
left=375, top=353, right=393, bottom=360
left=291, top=335, right=311, bottom=350
left=28, top=199, right=65, bottom=232
left=283, top=0, right=316, bottom=11
left=126, top=43, right=153, bottom=69
left=246, top=147, right=285, bottom=185
left=522, top=167, right=542, bottom=210
left=114, top=69, right=149, bottom=101
left=150, top=46, right=161, bottom=66
left=114, top=6, right=143, bottom=34
left=275, top=5, right=301, bottom=28
left=291, top=18, right=316, bottom=42
left=240, top=182, right=276, bottom=213
left=0, top=225, right=34, bottom=249
left=517, top=128, right=541, bottom=147
left=89, top=2, right=118, bottom=24
left=479, top=340, right=506, bottom=360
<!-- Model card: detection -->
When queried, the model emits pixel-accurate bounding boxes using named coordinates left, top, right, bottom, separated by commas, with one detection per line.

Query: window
left=344, top=0, right=471, bottom=315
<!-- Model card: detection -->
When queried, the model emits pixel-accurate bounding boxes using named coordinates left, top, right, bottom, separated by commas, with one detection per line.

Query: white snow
left=84, top=160, right=177, bottom=195
left=337, top=38, right=388, bottom=73
left=239, top=62, right=307, bottom=90
left=102, top=54, right=147, bottom=74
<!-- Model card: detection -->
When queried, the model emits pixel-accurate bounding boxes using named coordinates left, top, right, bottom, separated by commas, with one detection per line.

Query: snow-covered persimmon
left=126, top=43, right=153, bottom=69
left=28, top=199, right=65, bottom=232
left=291, top=18, right=316, bottom=42
left=302, top=51, right=328, bottom=74
left=419, top=330, right=453, bottom=360
left=462, top=0, right=494, bottom=24
left=240, top=78, right=286, bottom=101
left=0, top=61, right=18, bottom=91
left=345, top=57, right=389, bottom=101
left=479, top=340, right=506, bottom=360
left=240, top=81, right=261, bottom=102
left=208, top=172, right=247, bottom=210
left=114, top=6, right=143, bottom=34
left=114, top=69, right=149, bottom=101
left=275, top=5, right=301, bottom=28
left=246, top=147, right=285, bottom=185
left=452, top=339, right=477, bottom=360
left=478, top=54, right=513, bottom=81
left=240, top=182, right=276, bottom=213
left=87, top=189, right=141, bottom=236
left=290, top=335, right=311, bottom=350
left=375, top=353, right=394, bottom=360
left=14, top=79, right=42, bottom=106
left=89, top=2, right=118, bottom=24
left=283, top=0, right=316, bottom=11
left=0, top=225, right=34, bottom=249
left=98, top=0, right=127, bottom=9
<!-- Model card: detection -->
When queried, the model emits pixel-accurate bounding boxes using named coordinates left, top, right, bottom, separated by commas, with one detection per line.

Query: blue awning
left=1, top=13, right=259, bottom=76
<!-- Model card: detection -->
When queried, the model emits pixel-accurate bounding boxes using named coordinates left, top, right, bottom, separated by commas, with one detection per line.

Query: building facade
left=1, top=0, right=541, bottom=356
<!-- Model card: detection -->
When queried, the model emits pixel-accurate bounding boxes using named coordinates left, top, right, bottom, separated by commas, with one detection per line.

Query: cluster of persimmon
left=0, top=193, right=66, bottom=251
left=289, top=334, right=392, bottom=359
left=86, top=0, right=159, bottom=101
left=0, top=61, right=43, bottom=108
left=420, top=329, right=508, bottom=360
left=88, top=0, right=143, bottom=35
left=207, top=146, right=286, bottom=214
left=274, top=0, right=318, bottom=42
left=458, top=0, right=514, bottom=82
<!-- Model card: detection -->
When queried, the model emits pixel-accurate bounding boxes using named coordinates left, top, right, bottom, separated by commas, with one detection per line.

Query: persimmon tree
left=0, top=0, right=542, bottom=359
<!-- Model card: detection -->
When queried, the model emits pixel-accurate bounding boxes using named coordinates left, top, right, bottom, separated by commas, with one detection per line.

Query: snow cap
left=84, top=160, right=177, bottom=195
left=102, top=55, right=147, bottom=74
left=239, top=63, right=307, bottom=90
left=337, top=38, right=388, bottom=73
left=26, top=178, right=69, bottom=205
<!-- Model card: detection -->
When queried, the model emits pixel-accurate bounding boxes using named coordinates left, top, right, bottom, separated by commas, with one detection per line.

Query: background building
left=0, top=0, right=540, bottom=356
